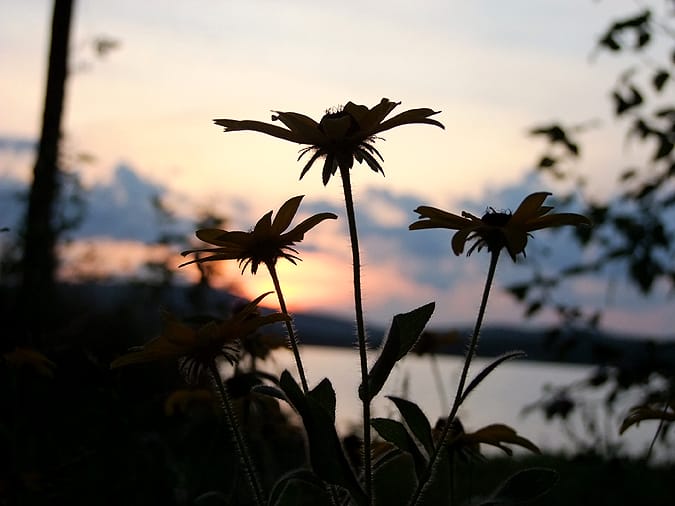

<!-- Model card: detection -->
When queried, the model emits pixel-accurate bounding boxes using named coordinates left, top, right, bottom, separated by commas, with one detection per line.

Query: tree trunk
left=19, top=0, right=74, bottom=342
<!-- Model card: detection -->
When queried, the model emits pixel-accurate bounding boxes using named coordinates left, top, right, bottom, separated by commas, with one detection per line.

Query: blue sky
left=2, top=0, right=673, bottom=336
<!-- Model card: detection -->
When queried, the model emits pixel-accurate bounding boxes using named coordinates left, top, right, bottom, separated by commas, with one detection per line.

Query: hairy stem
left=266, top=261, right=309, bottom=393
left=339, top=166, right=372, bottom=504
left=208, top=362, right=266, bottom=506
left=411, top=249, right=500, bottom=505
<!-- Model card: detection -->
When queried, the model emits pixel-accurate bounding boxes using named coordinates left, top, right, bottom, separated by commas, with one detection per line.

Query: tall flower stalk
left=407, top=192, right=590, bottom=503
left=338, top=164, right=373, bottom=495
left=213, top=99, right=444, bottom=503
left=208, top=361, right=266, bottom=506
left=265, top=259, right=308, bottom=392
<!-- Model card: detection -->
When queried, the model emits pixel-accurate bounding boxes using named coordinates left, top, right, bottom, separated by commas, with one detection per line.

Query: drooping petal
left=409, top=206, right=474, bottom=230
left=374, top=108, right=444, bottom=134
left=271, top=196, right=304, bottom=235
left=360, top=141, right=384, bottom=161
left=357, top=147, right=385, bottom=175
left=502, top=227, right=530, bottom=260
left=193, top=228, right=228, bottom=245
left=452, top=227, right=476, bottom=256
left=321, top=155, right=336, bottom=185
left=213, top=119, right=302, bottom=143
left=299, top=149, right=325, bottom=180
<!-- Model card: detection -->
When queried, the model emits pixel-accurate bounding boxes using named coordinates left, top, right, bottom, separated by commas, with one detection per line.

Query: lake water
left=260, top=345, right=666, bottom=459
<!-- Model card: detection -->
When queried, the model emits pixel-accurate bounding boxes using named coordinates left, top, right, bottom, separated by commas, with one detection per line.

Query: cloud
left=2, top=162, right=673, bottom=335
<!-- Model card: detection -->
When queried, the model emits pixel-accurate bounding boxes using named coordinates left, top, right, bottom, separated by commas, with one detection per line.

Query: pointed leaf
left=279, top=371, right=366, bottom=505
left=361, top=303, right=435, bottom=401
left=480, top=468, right=558, bottom=505
left=308, top=378, right=337, bottom=423
left=371, top=418, right=426, bottom=478
left=387, top=396, right=435, bottom=456
left=460, top=351, right=527, bottom=404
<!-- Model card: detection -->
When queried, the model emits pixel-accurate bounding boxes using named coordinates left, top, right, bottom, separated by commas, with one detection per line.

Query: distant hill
left=2, top=282, right=674, bottom=370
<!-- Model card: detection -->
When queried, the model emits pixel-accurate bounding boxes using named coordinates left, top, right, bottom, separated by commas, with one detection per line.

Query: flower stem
left=266, top=261, right=309, bottom=393
left=339, top=165, right=372, bottom=504
left=208, top=361, right=266, bottom=506
left=411, top=249, right=500, bottom=505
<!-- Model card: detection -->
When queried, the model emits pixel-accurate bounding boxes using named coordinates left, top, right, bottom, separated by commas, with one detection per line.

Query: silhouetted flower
left=214, top=99, right=444, bottom=184
left=111, top=293, right=287, bottom=381
left=410, top=192, right=591, bottom=261
left=181, top=195, right=337, bottom=274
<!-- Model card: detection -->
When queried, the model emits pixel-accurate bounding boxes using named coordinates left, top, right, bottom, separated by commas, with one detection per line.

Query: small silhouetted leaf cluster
left=515, top=2, right=675, bottom=456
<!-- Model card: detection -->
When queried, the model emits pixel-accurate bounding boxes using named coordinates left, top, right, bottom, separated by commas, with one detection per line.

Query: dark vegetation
left=2, top=1, right=675, bottom=505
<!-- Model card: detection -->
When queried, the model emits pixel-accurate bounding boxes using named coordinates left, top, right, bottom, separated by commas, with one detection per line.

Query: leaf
left=269, top=469, right=332, bottom=506
left=361, top=302, right=435, bottom=401
left=387, top=396, right=435, bottom=456
left=653, top=134, right=674, bottom=161
left=372, top=451, right=417, bottom=506
left=480, top=468, right=558, bottom=505
left=613, top=86, right=643, bottom=115
left=537, top=156, right=556, bottom=169
left=507, top=283, right=529, bottom=301
left=370, top=418, right=427, bottom=478
left=525, top=301, right=542, bottom=317
left=279, top=372, right=366, bottom=505
left=309, top=377, right=337, bottom=423
left=460, top=352, right=527, bottom=405
left=653, top=69, right=669, bottom=91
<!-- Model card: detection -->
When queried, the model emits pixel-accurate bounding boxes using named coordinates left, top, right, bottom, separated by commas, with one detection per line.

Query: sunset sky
left=2, top=0, right=673, bottom=336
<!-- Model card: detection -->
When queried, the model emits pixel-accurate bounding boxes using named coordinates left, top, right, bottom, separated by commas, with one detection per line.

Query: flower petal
left=253, top=210, right=274, bottom=235
left=322, top=155, right=338, bottom=186
left=527, top=212, right=592, bottom=231
left=347, top=98, right=400, bottom=133
left=409, top=206, right=474, bottom=230
left=299, top=149, right=325, bottom=180
left=271, top=196, right=304, bottom=235
left=452, top=228, right=474, bottom=255
left=374, top=108, right=444, bottom=134
left=503, top=227, right=529, bottom=260
left=213, top=119, right=302, bottom=143
left=510, top=192, right=551, bottom=224
left=272, top=111, right=325, bottom=145
left=179, top=252, right=238, bottom=268
left=283, top=212, right=338, bottom=242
